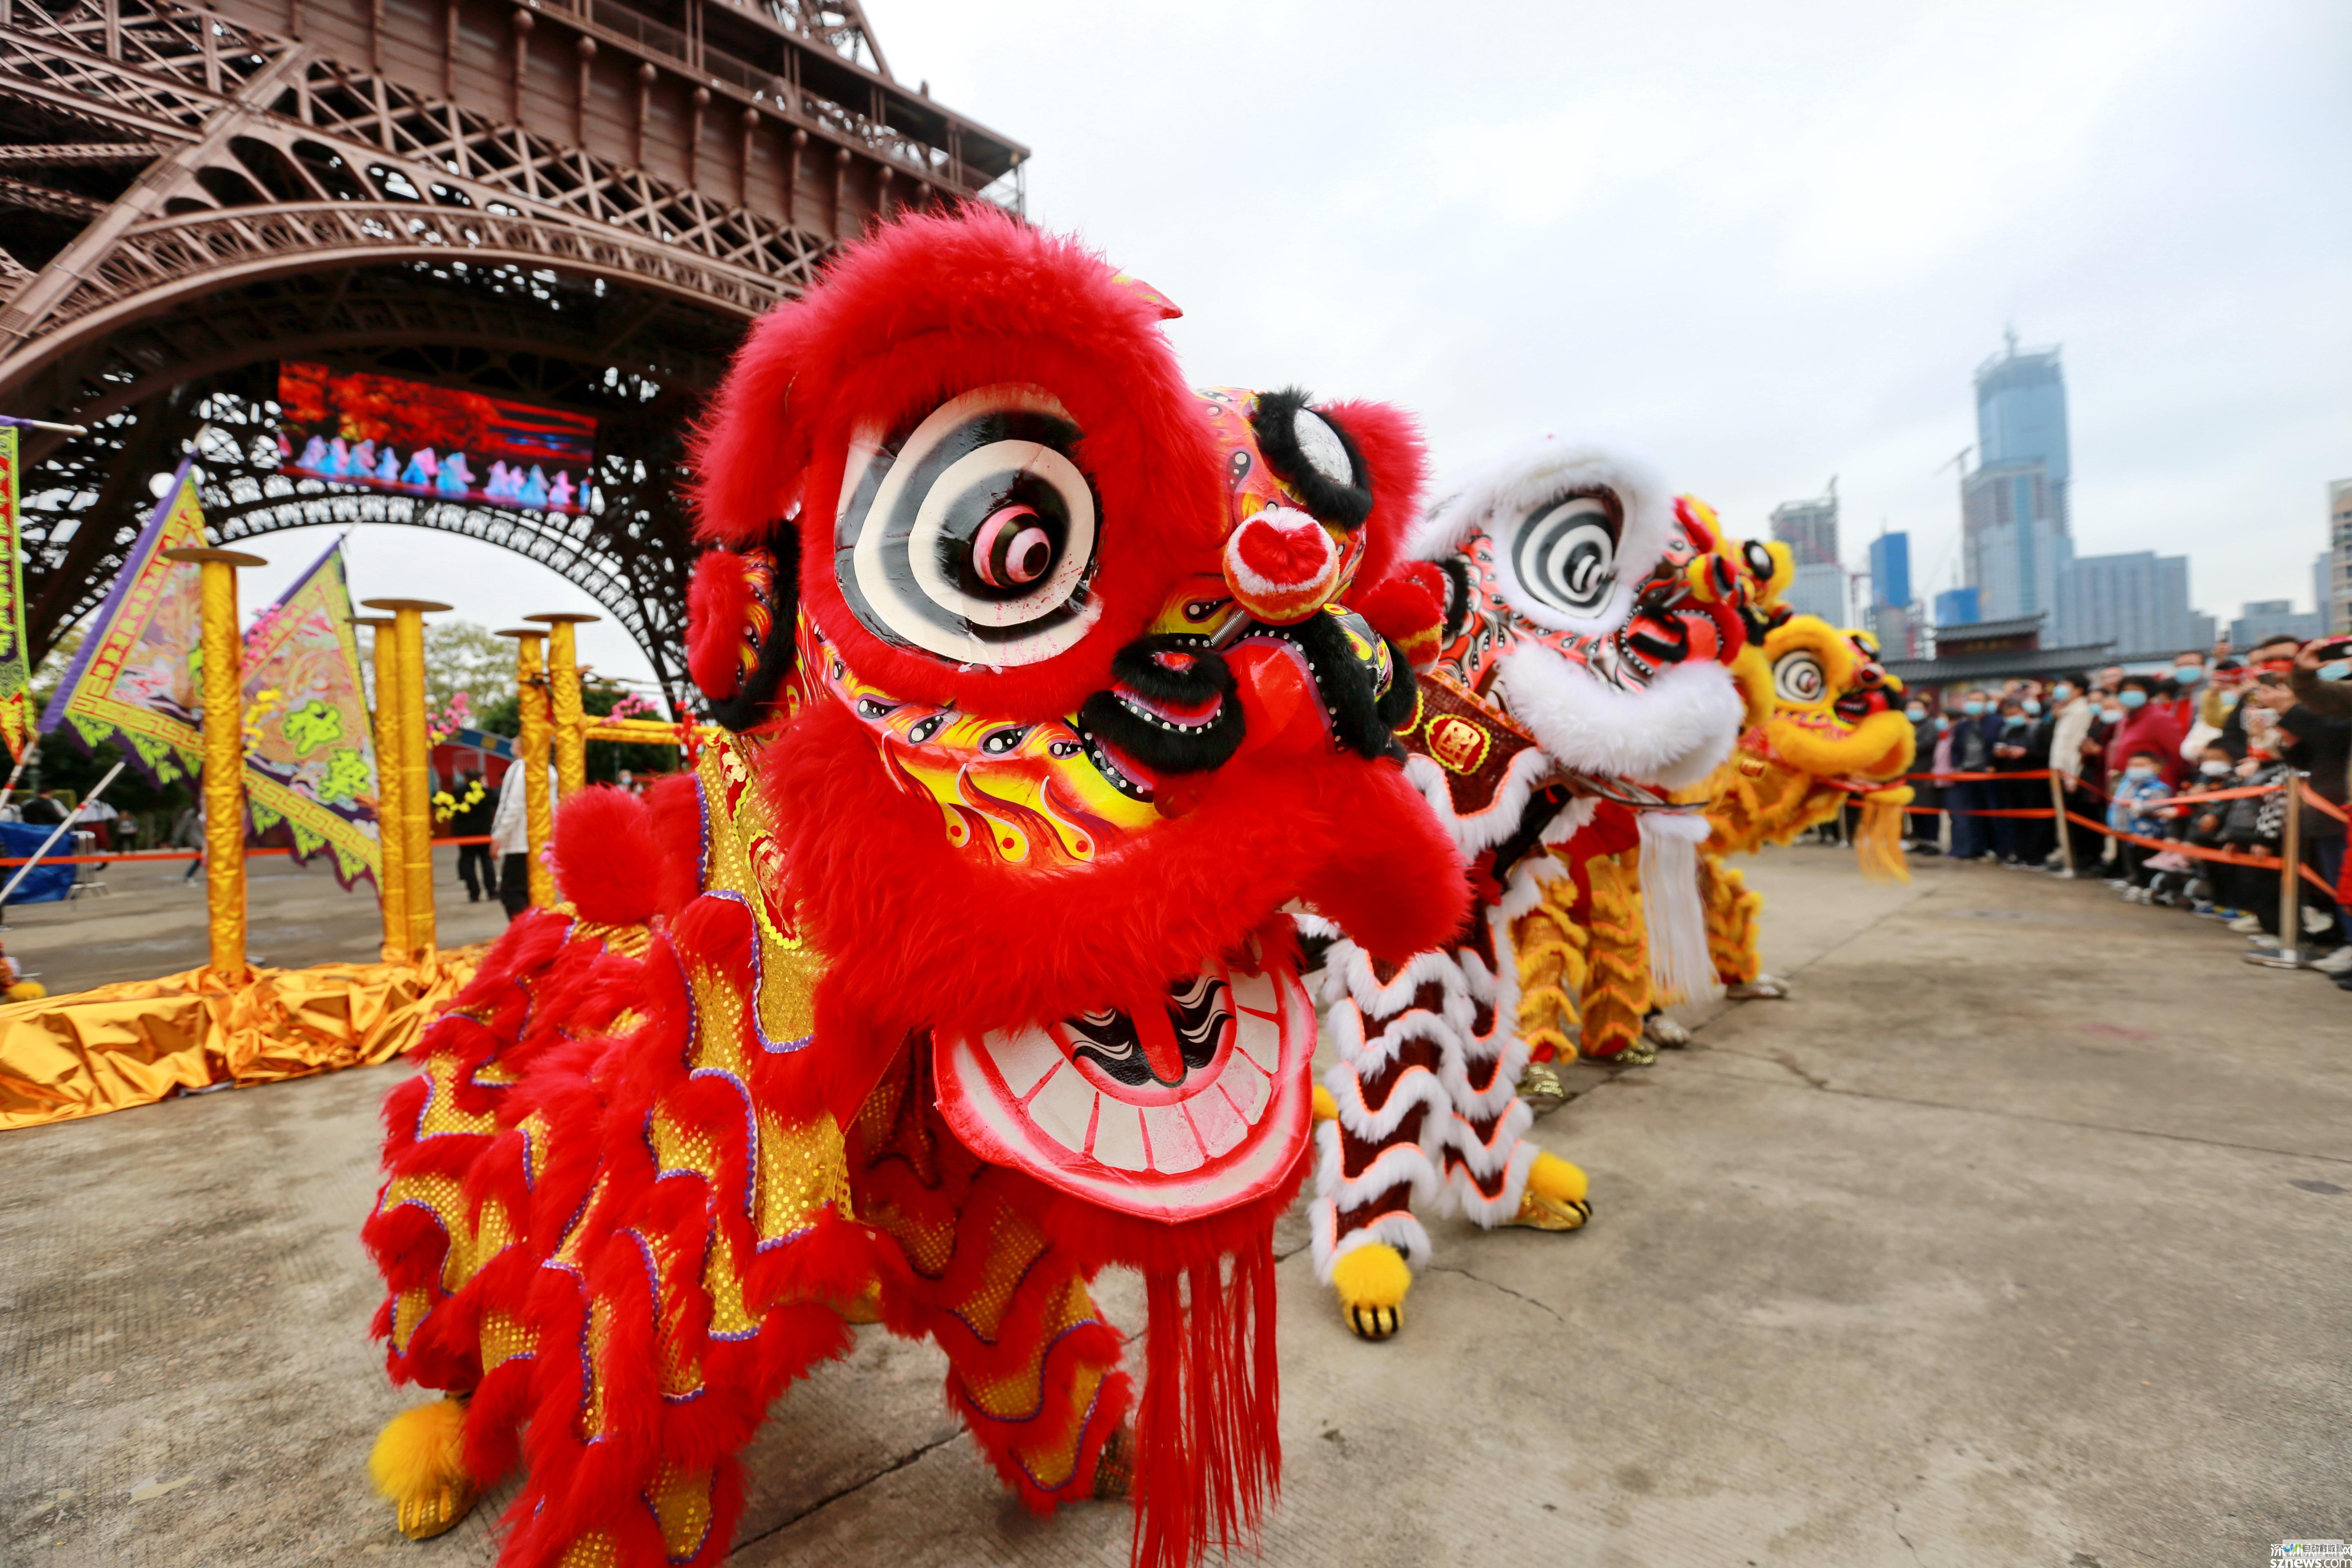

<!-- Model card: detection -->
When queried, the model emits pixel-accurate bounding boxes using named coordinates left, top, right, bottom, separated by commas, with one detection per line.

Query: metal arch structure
left=0, top=0, right=1027, bottom=693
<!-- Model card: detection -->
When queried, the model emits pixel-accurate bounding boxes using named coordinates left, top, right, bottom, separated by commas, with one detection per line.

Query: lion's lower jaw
left=1494, top=648, right=1745, bottom=791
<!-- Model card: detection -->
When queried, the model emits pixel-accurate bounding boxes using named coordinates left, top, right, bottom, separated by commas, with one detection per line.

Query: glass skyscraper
left=1963, top=332, right=2073, bottom=630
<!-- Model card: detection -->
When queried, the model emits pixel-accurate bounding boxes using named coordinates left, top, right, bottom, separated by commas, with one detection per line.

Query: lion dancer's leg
left=1437, top=894, right=1589, bottom=1234
left=1701, top=848, right=1784, bottom=999
left=362, top=907, right=650, bottom=1541
left=1308, top=943, right=1454, bottom=1339
left=1508, top=877, right=1587, bottom=1093
left=1579, top=846, right=1657, bottom=1063
left=853, top=1043, right=1133, bottom=1506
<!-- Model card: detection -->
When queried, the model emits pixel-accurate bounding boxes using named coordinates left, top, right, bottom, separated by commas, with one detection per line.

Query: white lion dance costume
left=1307, top=440, right=1755, bottom=1338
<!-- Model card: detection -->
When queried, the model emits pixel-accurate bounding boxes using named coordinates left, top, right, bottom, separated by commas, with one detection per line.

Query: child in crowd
left=2180, top=743, right=2241, bottom=918
left=2106, top=746, right=2174, bottom=901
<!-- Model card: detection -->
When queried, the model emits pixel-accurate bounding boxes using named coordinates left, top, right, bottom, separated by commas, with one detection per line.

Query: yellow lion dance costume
left=1690, top=616, right=1917, bottom=999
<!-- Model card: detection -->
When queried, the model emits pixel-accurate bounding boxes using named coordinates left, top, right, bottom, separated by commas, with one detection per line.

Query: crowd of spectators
left=1900, top=635, right=2352, bottom=992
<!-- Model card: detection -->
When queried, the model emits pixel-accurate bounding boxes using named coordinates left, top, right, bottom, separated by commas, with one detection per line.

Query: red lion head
left=687, top=208, right=1467, bottom=1226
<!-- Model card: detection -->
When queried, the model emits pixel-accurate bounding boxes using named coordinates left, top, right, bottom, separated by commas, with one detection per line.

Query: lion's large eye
left=1774, top=650, right=1827, bottom=705
left=835, top=384, right=1101, bottom=665
left=1510, top=493, right=1619, bottom=618
left=1249, top=389, right=1372, bottom=528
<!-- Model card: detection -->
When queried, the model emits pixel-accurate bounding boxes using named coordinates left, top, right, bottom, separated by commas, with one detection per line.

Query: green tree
left=473, top=681, right=676, bottom=783
left=416, top=619, right=517, bottom=726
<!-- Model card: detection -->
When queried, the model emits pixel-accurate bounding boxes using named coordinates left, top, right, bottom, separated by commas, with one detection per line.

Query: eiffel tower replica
left=0, top=0, right=1026, bottom=691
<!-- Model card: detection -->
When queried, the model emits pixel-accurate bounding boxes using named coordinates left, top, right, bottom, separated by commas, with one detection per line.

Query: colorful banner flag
left=0, top=426, right=35, bottom=763
left=38, top=457, right=206, bottom=782
left=240, top=539, right=381, bottom=888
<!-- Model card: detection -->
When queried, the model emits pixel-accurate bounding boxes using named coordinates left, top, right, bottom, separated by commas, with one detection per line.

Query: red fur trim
left=1355, top=562, right=1445, bottom=653
left=690, top=207, right=1225, bottom=720
left=552, top=786, right=664, bottom=927
left=769, top=699, right=1468, bottom=1069
left=646, top=773, right=706, bottom=918
left=686, top=548, right=756, bottom=702
left=1320, top=397, right=1427, bottom=594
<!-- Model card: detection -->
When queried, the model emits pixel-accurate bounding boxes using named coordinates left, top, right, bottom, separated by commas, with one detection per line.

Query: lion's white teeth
left=1090, top=1096, right=1147, bottom=1170
left=986, top=1027, right=1062, bottom=1097
left=1221, top=1055, right=1271, bottom=1121
left=1229, top=971, right=1282, bottom=1072
left=1189, top=1086, right=1247, bottom=1156
left=1028, top=1063, right=1097, bottom=1152
left=1143, top=1103, right=1205, bottom=1172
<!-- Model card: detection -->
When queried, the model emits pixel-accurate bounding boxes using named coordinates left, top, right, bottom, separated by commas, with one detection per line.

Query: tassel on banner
left=1639, top=811, right=1722, bottom=1006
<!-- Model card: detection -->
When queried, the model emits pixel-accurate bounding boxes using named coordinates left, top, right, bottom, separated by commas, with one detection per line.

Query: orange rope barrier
left=0, top=835, right=493, bottom=869
left=2061, top=811, right=2336, bottom=895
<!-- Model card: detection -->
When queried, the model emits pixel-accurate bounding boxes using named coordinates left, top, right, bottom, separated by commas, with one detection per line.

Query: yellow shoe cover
left=1514, top=1151, right=1592, bottom=1231
left=1331, top=1243, right=1411, bottom=1341
left=369, top=1396, right=477, bottom=1541
left=1311, top=1084, right=1339, bottom=1123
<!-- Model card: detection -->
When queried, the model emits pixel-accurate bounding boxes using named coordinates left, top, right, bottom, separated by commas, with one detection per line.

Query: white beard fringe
left=1639, top=811, right=1722, bottom=1006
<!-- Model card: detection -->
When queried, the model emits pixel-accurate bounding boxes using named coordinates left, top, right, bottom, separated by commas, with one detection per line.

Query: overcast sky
left=236, top=0, right=2350, bottom=685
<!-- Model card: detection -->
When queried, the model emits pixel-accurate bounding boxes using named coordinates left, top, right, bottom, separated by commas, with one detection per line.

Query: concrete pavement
left=1, top=844, right=2345, bottom=1566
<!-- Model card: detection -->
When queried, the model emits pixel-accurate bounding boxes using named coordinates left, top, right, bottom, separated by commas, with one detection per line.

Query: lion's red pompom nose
left=1223, top=507, right=1342, bottom=625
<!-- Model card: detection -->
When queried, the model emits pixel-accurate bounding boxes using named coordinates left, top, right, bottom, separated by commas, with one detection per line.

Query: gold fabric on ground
left=0, top=950, right=481, bottom=1131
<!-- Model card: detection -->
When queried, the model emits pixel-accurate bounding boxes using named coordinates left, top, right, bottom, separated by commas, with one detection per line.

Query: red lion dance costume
left=360, top=210, right=1466, bottom=1568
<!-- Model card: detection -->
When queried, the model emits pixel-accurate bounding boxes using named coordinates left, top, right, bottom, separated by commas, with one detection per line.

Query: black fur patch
left=1492, top=784, right=1572, bottom=882
left=1234, top=609, right=1404, bottom=764
left=1435, top=556, right=1475, bottom=644
left=1249, top=388, right=1374, bottom=530
left=1374, top=637, right=1419, bottom=729
left=704, top=521, right=801, bottom=734
left=1076, top=636, right=1245, bottom=775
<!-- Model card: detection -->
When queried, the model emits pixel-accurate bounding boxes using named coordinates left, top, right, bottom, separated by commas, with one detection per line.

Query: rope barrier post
left=352, top=615, right=406, bottom=961
left=364, top=597, right=451, bottom=960
left=526, top=612, right=599, bottom=807
left=163, top=546, right=268, bottom=980
left=2249, top=768, right=2307, bottom=970
left=497, top=626, right=556, bottom=909
left=2047, top=768, right=2077, bottom=878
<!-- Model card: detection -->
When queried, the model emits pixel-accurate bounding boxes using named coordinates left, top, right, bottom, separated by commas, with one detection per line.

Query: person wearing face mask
left=2165, top=650, right=2207, bottom=728
left=2267, top=637, right=2352, bottom=970
left=2105, top=747, right=2173, bottom=897
left=1991, top=693, right=2054, bottom=866
left=1942, top=688, right=2000, bottom=861
left=2180, top=743, right=2242, bottom=917
left=2044, top=676, right=2099, bottom=873
left=1904, top=695, right=1943, bottom=853
left=2218, top=639, right=2299, bottom=760
left=2102, top=674, right=2186, bottom=791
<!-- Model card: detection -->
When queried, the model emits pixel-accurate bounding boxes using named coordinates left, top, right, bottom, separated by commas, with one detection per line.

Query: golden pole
left=526, top=612, right=599, bottom=806
left=352, top=614, right=406, bottom=960
left=496, top=627, right=555, bottom=908
left=365, top=598, right=451, bottom=959
left=163, top=547, right=268, bottom=980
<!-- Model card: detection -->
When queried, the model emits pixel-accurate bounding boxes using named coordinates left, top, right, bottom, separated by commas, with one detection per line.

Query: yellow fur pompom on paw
left=1311, top=1084, right=1339, bottom=1123
left=1514, top=1150, right=1592, bottom=1231
left=1331, top=1243, right=1411, bottom=1341
left=6, top=980, right=45, bottom=1001
left=368, top=1396, right=478, bottom=1541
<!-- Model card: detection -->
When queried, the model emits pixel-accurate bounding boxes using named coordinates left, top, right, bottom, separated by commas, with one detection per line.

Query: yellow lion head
left=1757, top=617, right=1915, bottom=786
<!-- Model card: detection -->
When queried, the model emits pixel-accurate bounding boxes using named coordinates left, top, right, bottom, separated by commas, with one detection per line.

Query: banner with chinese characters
left=0, top=426, right=35, bottom=763
left=241, top=538, right=381, bottom=889
left=38, top=457, right=206, bottom=782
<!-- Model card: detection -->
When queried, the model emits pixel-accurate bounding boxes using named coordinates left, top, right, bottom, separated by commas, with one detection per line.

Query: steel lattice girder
left=0, top=0, right=1025, bottom=694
